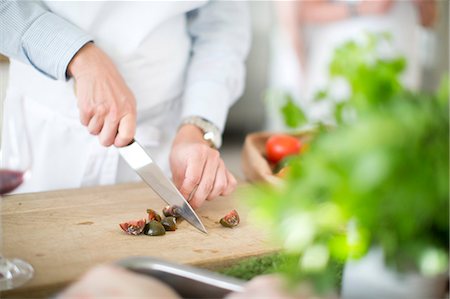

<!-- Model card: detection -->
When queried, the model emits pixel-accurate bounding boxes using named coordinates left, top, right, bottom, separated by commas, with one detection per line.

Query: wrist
left=67, top=42, right=95, bottom=78
left=179, top=116, right=222, bottom=149
left=174, top=124, right=210, bottom=146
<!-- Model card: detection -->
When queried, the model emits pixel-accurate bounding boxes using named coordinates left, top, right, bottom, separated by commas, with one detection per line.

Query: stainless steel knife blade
left=118, top=140, right=207, bottom=234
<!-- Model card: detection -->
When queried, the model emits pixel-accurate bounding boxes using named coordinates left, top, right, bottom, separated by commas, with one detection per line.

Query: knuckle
left=212, top=149, right=220, bottom=159
left=201, top=181, right=214, bottom=194
left=199, top=145, right=210, bottom=156
left=107, top=111, right=120, bottom=123
left=216, top=181, right=227, bottom=192
left=79, top=102, right=93, bottom=114
left=185, top=176, right=201, bottom=187
left=95, top=104, right=107, bottom=116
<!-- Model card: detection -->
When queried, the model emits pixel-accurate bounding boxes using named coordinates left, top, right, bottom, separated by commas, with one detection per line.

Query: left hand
left=58, top=265, right=181, bottom=299
left=170, top=124, right=237, bottom=209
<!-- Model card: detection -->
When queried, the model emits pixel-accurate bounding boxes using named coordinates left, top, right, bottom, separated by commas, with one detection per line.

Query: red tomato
left=265, top=134, right=302, bottom=163
left=119, top=219, right=146, bottom=235
left=220, top=209, right=240, bottom=228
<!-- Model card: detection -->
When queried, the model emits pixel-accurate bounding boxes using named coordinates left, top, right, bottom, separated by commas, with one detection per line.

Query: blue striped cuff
left=21, top=12, right=93, bottom=80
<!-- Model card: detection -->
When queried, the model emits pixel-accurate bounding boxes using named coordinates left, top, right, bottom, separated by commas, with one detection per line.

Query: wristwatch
left=180, top=116, right=222, bottom=149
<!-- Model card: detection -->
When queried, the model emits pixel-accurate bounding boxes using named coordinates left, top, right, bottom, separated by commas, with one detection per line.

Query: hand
left=68, top=43, right=136, bottom=147
left=58, top=265, right=181, bottom=299
left=357, top=0, right=393, bottom=16
left=170, top=124, right=237, bottom=209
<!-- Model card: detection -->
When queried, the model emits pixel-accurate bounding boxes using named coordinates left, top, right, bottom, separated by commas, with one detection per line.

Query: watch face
left=181, top=116, right=222, bottom=148
left=204, top=131, right=215, bottom=141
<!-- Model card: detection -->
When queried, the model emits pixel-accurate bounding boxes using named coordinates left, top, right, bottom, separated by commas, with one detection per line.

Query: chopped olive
left=162, top=205, right=182, bottom=218
left=161, top=216, right=177, bottom=231
left=144, top=220, right=166, bottom=236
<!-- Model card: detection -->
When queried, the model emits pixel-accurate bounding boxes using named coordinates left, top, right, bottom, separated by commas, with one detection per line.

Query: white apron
left=2, top=1, right=207, bottom=193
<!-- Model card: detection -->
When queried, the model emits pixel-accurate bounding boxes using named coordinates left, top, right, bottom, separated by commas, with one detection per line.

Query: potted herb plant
left=244, top=34, right=449, bottom=298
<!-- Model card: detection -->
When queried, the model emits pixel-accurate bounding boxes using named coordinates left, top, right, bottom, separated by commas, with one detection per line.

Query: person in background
left=58, top=264, right=303, bottom=299
left=0, top=1, right=250, bottom=208
left=267, top=0, right=437, bottom=129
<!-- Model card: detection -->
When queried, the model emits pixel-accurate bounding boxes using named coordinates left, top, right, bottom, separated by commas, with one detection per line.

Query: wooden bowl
left=241, top=130, right=314, bottom=184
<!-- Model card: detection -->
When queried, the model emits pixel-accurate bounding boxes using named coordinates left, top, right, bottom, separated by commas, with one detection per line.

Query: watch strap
left=180, top=116, right=222, bottom=149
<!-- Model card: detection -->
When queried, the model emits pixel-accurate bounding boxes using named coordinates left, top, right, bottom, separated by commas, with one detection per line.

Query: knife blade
left=118, top=140, right=207, bottom=234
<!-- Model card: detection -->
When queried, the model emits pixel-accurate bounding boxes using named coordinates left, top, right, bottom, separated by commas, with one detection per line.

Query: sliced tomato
left=265, top=134, right=302, bottom=164
left=119, top=219, right=146, bottom=235
left=220, top=209, right=240, bottom=228
left=146, top=209, right=162, bottom=222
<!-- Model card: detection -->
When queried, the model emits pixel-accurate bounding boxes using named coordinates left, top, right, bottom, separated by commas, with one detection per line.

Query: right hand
left=58, top=265, right=181, bottom=299
left=67, top=43, right=136, bottom=147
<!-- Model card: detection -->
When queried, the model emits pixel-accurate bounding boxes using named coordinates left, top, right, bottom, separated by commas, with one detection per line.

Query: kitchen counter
left=1, top=182, right=278, bottom=298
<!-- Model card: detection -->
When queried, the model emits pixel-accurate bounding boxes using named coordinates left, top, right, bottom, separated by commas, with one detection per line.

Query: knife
left=118, top=139, right=207, bottom=234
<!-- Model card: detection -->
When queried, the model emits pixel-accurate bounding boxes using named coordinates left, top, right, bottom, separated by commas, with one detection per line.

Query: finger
left=171, top=161, right=185, bottom=190
left=114, top=113, right=136, bottom=147
left=207, top=160, right=227, bottom=201
left=222, top=169, right=237, bottom=196
left=87, top=113, right=105, bottom=135
left=179, top=155, right=206, bottom=201
left=189, top=150, right=220, bottom=208
left=99, top=119, right=119, bottom=147
left=171, top=162, right=186, bottom=190
left=79, top=106, right=94, bottom=127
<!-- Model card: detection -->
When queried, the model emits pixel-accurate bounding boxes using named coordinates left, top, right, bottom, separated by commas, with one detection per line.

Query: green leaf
left=280, top=94, right=306, bottom=128
left=437, top=74, right=449, bottom=105
left=314, top=90, right=328, bottom=102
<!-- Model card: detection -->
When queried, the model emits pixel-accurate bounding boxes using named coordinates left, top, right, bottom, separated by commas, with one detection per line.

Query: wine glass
left=0, top=95, right=34, bottom=290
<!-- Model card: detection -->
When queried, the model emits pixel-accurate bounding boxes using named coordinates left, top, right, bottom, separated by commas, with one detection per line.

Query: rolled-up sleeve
left=181, top=1, right=251, bottom=133
left=0, top=0, right=93, bottom=80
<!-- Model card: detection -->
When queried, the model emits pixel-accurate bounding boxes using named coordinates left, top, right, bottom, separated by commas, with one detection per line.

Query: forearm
left=0, top=0, right=92, bottom=80
left=299, top=0, right=394, bottom=24
left=299, top=0, right=351, bottom=24
left=275, top=1, right=306, bottom=69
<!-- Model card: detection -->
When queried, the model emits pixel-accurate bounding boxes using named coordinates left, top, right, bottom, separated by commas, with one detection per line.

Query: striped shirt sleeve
left=0, top=0, right=93, bottom=80
left=181, top=1, right=251, bottom=133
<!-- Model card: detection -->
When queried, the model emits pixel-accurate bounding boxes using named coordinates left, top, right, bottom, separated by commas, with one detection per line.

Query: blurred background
left=0, top=0, right=449, bottom=178
left=225, top=0, right=449, bottom=133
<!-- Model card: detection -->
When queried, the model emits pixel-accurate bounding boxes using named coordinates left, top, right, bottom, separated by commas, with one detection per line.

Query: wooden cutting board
left=1, top=182, right=279, bottom=298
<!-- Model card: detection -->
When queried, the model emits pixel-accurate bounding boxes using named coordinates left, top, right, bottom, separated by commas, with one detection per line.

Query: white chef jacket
left=1, top=1, right=250, bottom=193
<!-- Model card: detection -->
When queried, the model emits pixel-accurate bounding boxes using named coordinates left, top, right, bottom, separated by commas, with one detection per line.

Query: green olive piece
left=161, top=216, right=177, bottom=231
left=144, top=220, right=166, bottom=236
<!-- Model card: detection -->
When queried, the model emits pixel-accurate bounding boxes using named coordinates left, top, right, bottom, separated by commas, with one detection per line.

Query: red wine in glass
left=0, top=170, right=24, bottom=195
left=0, top=169, right=33, bottom=290
left=1, top=96, right=35, bottom=290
